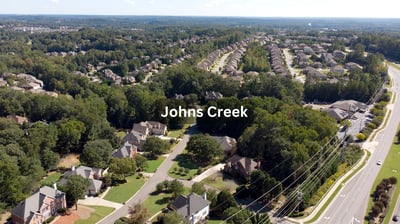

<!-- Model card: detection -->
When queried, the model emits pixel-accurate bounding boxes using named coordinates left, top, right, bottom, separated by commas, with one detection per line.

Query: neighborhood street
left=314, top=64, right=400, bottom=224
left=97, top=126, right=196, bottom=224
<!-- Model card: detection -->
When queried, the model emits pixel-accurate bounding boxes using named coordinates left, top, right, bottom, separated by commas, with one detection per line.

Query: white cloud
left=50, top=0, right=60, bottom=3
left=124, top=0, right=136, bottom=6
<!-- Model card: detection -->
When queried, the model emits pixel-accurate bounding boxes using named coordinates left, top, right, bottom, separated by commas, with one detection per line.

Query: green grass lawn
left=201, top=172, right=240, bottom=192
left=144, top=157, right=165, bottom=173
left=168, top=153, right=199, bottom=180
left=366, top=128, right=400, bottom=224
left=143, top=192, right=173, bottom=215
left=144, top=187, right=191, bottom=216
left=75, top=206, right=114, bottom=224
left=103, top=175, right=146, bottom=203
left=41, top=172, right=62, bottom=186
left=207, top=219, right=226, bottom=224
left=168, top=124, right=191, bottom=138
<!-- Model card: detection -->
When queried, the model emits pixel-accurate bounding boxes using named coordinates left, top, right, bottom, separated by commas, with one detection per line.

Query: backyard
left=103, top=175, right=146, bottom=203
left=144, top=156, right=166, bottom=173
left=41, top=171, right=62, bottom=186
left=201, top=172, right=240, bottom=192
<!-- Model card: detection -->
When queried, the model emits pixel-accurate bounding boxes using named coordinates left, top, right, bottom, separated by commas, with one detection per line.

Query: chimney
left=202, top=192, right=207, bottom=201
left=72, top=166, right=75, bottom=172
left=53, top=182, right=57, bottom=191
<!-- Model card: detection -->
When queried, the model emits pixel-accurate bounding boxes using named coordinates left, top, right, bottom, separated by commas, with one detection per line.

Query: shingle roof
left=172, top=193, right=210, bottom=218
left=12, top=186, right=65, bottom=221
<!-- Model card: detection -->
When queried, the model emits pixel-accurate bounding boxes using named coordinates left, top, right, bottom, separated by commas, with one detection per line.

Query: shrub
left=356, top=133, right=366, bottom=141
left=367, top=123, right=377, bottom=129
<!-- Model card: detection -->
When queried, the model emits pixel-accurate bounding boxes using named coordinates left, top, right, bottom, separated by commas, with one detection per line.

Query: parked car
left=393, top=215, right=399, bottom=222
left=377, top=160, right=382, bottom=165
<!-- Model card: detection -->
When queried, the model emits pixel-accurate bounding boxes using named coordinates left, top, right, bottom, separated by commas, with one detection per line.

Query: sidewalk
left=191, top=163, right=225, bottom=182
left=78, top=197, right=123, bottom=209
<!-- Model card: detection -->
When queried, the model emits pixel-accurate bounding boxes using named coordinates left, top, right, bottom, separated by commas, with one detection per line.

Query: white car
left=377, top=160, right=382, bottom=165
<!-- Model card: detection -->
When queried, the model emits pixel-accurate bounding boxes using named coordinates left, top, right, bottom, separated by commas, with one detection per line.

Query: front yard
left=103, top=175, right=146, bottom=203
left=168, top=153, right=200, bottom=180
left=74, top=206, right=114, bottom=224
left=144, top=157, right=166, bottom=173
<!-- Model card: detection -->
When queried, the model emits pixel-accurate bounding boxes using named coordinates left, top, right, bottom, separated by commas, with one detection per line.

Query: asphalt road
left=97, top=126, right=194, bottom=224
left=315, top=64, right=400, bottom=224
left=389, top=196, right=400, bottom=224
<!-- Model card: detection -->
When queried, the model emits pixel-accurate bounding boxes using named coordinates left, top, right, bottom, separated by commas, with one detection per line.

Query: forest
left=0, top=16, right=396, bottom=216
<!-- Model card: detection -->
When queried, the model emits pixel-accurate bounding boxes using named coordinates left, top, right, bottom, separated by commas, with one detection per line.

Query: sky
left=0, top=0, right=399, bottom=18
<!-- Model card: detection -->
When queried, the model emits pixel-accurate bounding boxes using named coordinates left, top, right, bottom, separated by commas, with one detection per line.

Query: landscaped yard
left=168, top=123, right=191, bottom=138
left=168, top=153, right=199, bottom=180
left=143, top=192, right=173, bottom=215
left=75, top=206, right=114, bottom=224
left=144, top=157, right=165, bottom=173
left=103, top=175, right=146, bottom=203
left=207, top=219, right=226, bottom=224
left=41, top=171, right=62, bottom=186
left=201, top=172, right=240, bottom=192
left=367, top=125, right=400, bottom=224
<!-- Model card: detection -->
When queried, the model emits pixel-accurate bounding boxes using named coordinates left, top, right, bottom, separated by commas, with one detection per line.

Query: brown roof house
left=59, top=166, right=104, bottom=196
left=11, top=185, right=66, bottom=224
left=132, top=121, right=167, bottom=136
left=7, top=115, right=28, bottom=125
left=170, top=192, right=210, bottom=224
left=224, top=155, right=259, bottom=181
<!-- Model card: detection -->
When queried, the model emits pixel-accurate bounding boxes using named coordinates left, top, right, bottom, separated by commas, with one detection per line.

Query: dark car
left=393, top=215, right=399, bottom=222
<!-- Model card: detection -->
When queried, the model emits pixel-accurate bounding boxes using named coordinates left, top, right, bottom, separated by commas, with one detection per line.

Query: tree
left=142, top=136, right=170, bottom=159
left=191, top=182, right=206, bottom=195
left=65, top=175, right=90, bottom=210
left=56, top=119, right=86, bottom=154
left=170, top=179, right=184, bottom=199
left=186, top=134, right=223, bottom=165
left=162, top=211, right=188, bottom=224
left=128, top=203, right=150, bottom=224
left=212, top=190, right=238, bottom=218
left=222, top=207, right=252, bottom=224
left=109, top=157, right=137, bottom=177
left=134, top=154, right=148, bottom=171
left=0, top=160, right=24, bottom=207
left=81, top=139, right=112, bottom=168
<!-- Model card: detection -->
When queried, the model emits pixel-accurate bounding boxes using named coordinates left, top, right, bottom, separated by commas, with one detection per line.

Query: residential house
left=323, top=107, right=349, bottom=122
left=224, top=155, right=259, bottom=180
left=212, top=136, right=237, bottom=156
left=59, top=166, right=104, bottom=196
left=170, top=192, right=210, bottom=224
left=132, top=121, right=167, bottom=136
left=205, top=91, right=223, bottom=101
left=330, top=100, right=367, bottom=113
left=7, top=114, right=28, bottom=125
left=330, top=65, right=345, bottom=75
left=345, top=62, right=363, bottom=71
left=11, top=185, right=66, bottom=224
left=112, top=141, right=138, bottom=159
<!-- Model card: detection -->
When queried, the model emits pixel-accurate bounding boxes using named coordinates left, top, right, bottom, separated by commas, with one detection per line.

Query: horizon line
left=1, top=13, right=400, bottom=20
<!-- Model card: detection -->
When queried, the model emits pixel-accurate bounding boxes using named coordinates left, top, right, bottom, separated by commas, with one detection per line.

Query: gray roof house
left=171, top=193, right=210, bottom=224
left=331, top=100, right=367, bottom=113
left=324, top=107, right=349, bottom=122
left=59, top=166, right=104, bottom=196
left=212, top=136, right=237, bottom=156
left=11, top=185, right=66, bottom=224
left=112, top=141, right=138, bottom=159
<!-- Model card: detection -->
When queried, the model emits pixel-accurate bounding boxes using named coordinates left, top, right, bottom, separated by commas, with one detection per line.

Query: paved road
left=98, top=126, right=195, bottom=224
left=211, top=51, right=232, bottom=74
left=314, top=64, right=400, bottom=224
